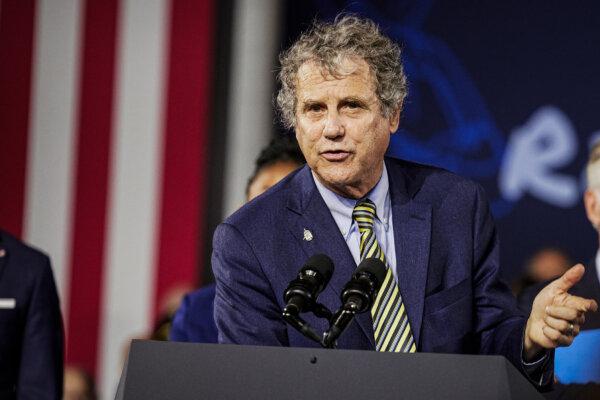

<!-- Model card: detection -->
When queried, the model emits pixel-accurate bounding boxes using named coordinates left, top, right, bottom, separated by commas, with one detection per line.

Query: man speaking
left=212, top=15, right=596, bottom=387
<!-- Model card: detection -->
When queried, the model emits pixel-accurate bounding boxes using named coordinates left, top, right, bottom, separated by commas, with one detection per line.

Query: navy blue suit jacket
left=0, top=230, right=63, bottom=399
left=213, top=157, right=540, bottom=380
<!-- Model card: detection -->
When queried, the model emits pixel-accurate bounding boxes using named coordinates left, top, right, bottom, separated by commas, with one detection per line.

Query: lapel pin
left=303, top=228, right=313, bottom=242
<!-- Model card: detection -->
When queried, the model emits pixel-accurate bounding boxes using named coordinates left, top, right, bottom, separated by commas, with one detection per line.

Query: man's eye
left=306, top=104, right=324, bottom=112
left=344, top=101, right=362, bottom=110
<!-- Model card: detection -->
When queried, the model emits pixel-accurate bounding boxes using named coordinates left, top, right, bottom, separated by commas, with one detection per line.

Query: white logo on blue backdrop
left=315, top=0, right=599, bottom=217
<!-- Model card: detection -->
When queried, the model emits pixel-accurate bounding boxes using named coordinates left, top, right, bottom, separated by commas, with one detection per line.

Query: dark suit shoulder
left=0, top=230, right=51, bottom=277
left=0, top=231, right=63, bottom=399
left=385, top=156, right=483, bottom=206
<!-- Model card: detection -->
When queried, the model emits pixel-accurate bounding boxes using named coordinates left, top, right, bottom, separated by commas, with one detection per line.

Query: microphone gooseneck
left=323, top=258, right=387, bottom=348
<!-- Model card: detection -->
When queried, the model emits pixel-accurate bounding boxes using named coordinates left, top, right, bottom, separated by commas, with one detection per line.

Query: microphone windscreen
left=355, top=258, right=386, bottom=289
left=302, top=253, right=334, bottom=284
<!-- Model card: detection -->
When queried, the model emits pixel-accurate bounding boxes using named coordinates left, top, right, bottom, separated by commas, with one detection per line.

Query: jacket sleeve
left=212, top=222, right=288, bottom=346
left=17, top=256, right=64, bottom=400
left=471, top=184, right=553, bottom=389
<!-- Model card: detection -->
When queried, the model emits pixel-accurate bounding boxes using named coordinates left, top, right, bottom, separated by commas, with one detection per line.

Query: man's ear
left=389, top=107, right=401, bottom=134
left=584, top=189, right=600, bottom=229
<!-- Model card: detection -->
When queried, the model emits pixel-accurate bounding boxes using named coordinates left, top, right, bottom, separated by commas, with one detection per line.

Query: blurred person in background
left=0, top=230, right=63, bottom=399
left=520, top=144, right=600, bottom=326
left=578, top=143, right=600, bottom=329
left=518, top=143, right=600, bottom=397
left=513, top=248, right=571, bottom=296
left=146, top=284, right=194, bottom=341
left=169, top=136, right=305, bottom=343
left=245, top=136, right=308, bottom=202
left=63, top=366, right=96, bottom=400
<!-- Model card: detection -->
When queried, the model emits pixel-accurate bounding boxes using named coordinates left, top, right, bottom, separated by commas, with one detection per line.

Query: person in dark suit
left=170, top=136, right=306, bottom=343
left=212, top=15, right=597, bottom=388
left=0, top=229, right=63, bottom=399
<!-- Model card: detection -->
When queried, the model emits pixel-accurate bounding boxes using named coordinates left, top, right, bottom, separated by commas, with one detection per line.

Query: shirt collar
left=312, top=163, right=391, bottom=239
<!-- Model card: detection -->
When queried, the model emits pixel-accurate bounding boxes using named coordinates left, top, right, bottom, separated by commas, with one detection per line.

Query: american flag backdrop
left=0, top=0, right=280, bottom=397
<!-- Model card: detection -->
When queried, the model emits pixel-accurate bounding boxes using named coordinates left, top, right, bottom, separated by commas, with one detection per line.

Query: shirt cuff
left=521, top=335, right=554, bottom=387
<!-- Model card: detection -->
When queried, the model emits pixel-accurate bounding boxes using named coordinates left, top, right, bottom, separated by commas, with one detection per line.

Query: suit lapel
left=387, top=159, right=431, bottom=347
left=285, top=167, right=375, bottom=348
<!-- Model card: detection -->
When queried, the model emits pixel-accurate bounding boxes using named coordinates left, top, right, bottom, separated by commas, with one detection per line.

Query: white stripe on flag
left=222, top=0, right=282, bottom=217
left=23, top=0, right=83, bottom=322
left=99, top=0, right=169, bottom=398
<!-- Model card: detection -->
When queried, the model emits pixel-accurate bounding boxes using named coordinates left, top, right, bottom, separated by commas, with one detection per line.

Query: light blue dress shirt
left=312, top=164, right=398, bottom=282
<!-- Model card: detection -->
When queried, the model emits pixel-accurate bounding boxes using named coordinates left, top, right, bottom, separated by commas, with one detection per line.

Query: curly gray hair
left=276, top=15, right=407, bottom=129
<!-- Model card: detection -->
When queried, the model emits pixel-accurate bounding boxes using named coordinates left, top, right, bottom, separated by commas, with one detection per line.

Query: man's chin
left=315, top=170, right=352, bottom=186
left=313, top=171, right=361, bottom=197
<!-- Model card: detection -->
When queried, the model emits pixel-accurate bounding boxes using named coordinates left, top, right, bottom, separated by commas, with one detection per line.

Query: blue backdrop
left=282, top=0, right=600, bottom=279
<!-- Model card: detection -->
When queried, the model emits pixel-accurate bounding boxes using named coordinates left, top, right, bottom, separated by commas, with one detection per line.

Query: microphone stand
left=322, top=301, right=361, bottom=349
left=282, top=302, right=333, bottom=348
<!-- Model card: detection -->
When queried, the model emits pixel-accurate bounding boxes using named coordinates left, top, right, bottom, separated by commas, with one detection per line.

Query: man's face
left=294, top=57, right=399, bottom=199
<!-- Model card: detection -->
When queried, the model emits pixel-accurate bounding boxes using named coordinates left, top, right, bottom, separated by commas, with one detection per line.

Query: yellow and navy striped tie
left=352, top=198, right=416, bottom=353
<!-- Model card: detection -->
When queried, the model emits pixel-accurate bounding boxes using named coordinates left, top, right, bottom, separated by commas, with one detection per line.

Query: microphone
left=282, top=254, right=334, bottom=346
left=323, top=257, right=387, bottom=348
left=283, top=254, right=334, bottom=315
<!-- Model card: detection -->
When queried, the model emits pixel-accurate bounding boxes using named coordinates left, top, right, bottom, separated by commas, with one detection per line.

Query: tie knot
left=353, top=198, right=377, bottom=229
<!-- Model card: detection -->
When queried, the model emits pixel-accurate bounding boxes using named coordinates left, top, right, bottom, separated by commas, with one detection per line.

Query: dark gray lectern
left=115, top=340, right=543, bottom=399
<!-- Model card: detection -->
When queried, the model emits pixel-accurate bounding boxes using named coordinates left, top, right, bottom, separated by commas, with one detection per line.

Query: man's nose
left=323, top=112, right=344, bottom=139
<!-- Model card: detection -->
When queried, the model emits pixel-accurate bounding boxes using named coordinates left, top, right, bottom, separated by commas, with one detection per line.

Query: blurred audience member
left=246, top=135, right=307, bottom=201
left=148, top=284, right=194, bottom=341
left=64, top=366, right=96, bottom=400
left=519, top=143, right=600, bottom=395
left=513, top=248, right=571, bottom=296
left=169, top=284, right=217, bottom=343
left=170, top=136, right=305, bottom=343
left=520, top=145, right=600, bottom=323
left=0, top=229, right=63, bottom=399
left=527, top=248, right=572, bottom=283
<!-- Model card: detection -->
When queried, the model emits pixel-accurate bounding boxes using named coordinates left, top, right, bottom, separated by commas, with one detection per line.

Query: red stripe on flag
left=65, top=0, right=119, bottom=377
left=153, top=0, right=216, bottom=318
left=0, top=0, right=37, bottom=237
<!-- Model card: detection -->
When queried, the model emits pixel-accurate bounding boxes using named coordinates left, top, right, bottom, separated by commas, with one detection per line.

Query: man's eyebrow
left=343, top=96, right=367, bottom=102
left=299, top=99, right=324, bottom=109
left=340, top=96, right=369, bottom=106
left=299, top=97, right=323, bottom=104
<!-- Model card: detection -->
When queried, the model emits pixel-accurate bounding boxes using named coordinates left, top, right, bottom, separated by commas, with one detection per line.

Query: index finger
left=546, top=305, right=581, bottom=321
left=564, top=296, right=598, bottom=313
